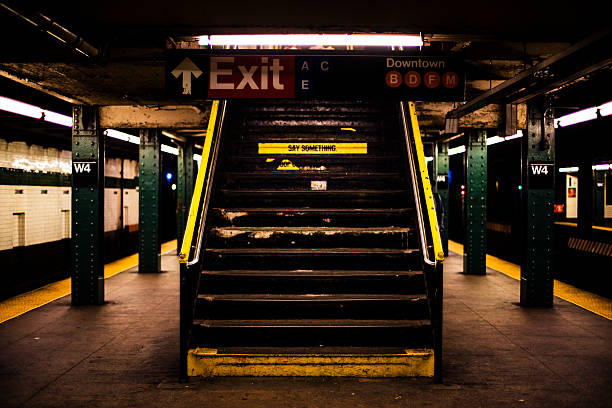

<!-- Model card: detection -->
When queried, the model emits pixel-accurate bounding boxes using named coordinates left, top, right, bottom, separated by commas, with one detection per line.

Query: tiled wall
left=0, top=138, right=139, bottom=252
left=0, top=185, right=71, bottom=250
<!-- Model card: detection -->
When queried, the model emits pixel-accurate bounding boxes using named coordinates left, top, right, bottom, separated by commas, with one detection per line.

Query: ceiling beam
left=446, top=28, right=612, bottom=120
left=99, top=104, right=211, bottom=129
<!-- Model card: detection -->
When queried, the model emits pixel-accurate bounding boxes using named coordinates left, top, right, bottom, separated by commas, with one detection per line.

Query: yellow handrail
left=179, top=100, right=220, bottom=263
left=407, top=102, right=445, bottom=262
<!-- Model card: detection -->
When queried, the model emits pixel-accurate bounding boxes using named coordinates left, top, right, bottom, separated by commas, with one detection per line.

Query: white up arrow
left=171, top=58, right=203, bottom=95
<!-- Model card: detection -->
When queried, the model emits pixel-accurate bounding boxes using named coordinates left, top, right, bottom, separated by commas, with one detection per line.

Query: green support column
left=71, top=106, right=104, bottom=305
left=176, top=141, right=195, bottom=248
left=139, top=129, right=161, bottom=273
left=434, top=142, right=449, bottom=256
left=521, top=99, right=555, bottom=307
left=464, top=129, right=487, bottom=275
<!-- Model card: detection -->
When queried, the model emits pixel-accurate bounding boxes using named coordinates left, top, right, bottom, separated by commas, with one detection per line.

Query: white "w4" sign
left=530, top=164, right=549, bottom=175
left=74, top=162, right=93, bottom=173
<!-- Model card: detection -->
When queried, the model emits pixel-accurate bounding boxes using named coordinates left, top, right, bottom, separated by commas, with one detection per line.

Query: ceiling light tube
left=598, top=101, right=612, bottom=117
left=104, top=129, right=140, bottom=144
left=592, top=163, right=611, bottom=171
left=199, top=34, right=423, bottom=47
left=558, top=166, right=579, bottom=173
left=0, top=95, right=73, bottom=127
left=504, top=130, right=523, bottom=141
left=448, top=145, right=466, bottom=156
left=486, top=136, right=504, bottom=146
left=555, top=107, right=598, bottom=128
left=161, top=144, right=179, bottom=155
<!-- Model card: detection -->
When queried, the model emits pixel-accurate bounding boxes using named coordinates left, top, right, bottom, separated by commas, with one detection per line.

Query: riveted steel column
left=521, top=99, right=555, bottom=307
left=176, top=141, right=194, bottom=248
left=434, top=142, right=449, bottom=256
left=71, top=106, right=104, bottom=305
left=464, top=129, right=487, bottom=275
left=139, top=129, right=161, bottom=273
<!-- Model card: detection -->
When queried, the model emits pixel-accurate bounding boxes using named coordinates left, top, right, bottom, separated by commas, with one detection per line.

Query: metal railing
left=400, top=101, right=444, bottom=265
left=179, top=99, right=226, bottom=380
left=400, top=101, right=444, bottom=382
left=179, top=100, right=226, bottom=265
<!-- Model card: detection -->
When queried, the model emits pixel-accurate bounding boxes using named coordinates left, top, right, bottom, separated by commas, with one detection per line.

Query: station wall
left=0, top=138, right=140, bottom=299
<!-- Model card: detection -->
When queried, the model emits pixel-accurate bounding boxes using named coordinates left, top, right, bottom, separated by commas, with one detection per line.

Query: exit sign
left=167, top=52, right=464, bottom=101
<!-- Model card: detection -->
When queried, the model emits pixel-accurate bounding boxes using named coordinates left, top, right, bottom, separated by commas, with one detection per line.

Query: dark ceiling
left=0, top=0, right=610, bottom=133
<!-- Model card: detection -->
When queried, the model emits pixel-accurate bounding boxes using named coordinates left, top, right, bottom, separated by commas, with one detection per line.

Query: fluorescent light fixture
left=599, top=101, right=612, bottom=117
left=104, top=129, right=140, bottom=144
left=486, top=136, right=504, bottom=146
left=592, top=163, right=611, bottom=171
left=554, top=100, right=612, bottom=128
left=555, top=107, right=597, bottom=128
left=161, top=144, right=179, bottom=155
left=448, top=145, right=466, bottom=156
left=193, top=154, right=202, bottom=163
left=199, top=34, right=423, bottom=47
left=559, top=164, right=612, bottom=172
left=0, top=95, right=73, bottom=127
left=425, top=156, right=433, bottom=163
left=504, top=130, right=523, bottom=141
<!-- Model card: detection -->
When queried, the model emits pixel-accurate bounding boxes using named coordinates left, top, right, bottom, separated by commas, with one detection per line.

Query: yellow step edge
left=187, top=348, right=434, bottom=377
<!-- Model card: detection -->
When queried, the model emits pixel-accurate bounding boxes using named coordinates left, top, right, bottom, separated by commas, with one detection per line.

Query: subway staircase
left=186, top=100, right=436, bottom=377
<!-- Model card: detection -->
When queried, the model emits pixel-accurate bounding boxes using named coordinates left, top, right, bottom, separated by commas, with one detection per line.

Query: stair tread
left=210, top=226, right=412, bottom=232
left=194, top=319, right=431, bottom=328
left=201, top=269, right=423, bottom=277
left=205, top=248, right=419, bottom=254
left=213, top=346, right=423, bottom=355
left=222, top=171, right=403, bottom=177
left=221, top=189, right=409, bottom=194
left=198, top=294, right=427, bottom=301
left=213, top=207, right=412, bottom=213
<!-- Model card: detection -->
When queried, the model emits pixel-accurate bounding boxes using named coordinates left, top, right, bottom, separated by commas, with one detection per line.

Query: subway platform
left=0, top=248, right=610, bottom=408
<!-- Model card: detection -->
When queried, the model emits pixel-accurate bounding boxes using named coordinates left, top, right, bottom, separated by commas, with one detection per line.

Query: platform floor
left=1, top=250, right=610, bottom=408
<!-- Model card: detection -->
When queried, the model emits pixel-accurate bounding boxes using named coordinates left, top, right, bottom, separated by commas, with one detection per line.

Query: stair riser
left=223, top=157, right=404, bottom=172
left=195, top=299, right=429, bottom=320
left=239, top=133, right=393, bottom=142
left=209, top=209, right=412, bottom=227
left=192, top=326, right=433, bottom=347
left=203, top=252, right=422, bottom=270
left=244, top=119, right=383, bottom=129
left=217, top=193, right=411, bottom=208
left=207, top=229, right=416, bottom=249
left=199, top=275, right=426, bottom=294
left=221, top=176, right=406, bottom=190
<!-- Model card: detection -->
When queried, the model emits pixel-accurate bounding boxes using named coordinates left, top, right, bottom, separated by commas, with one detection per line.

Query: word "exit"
left=209, top=56, right=295, bottom=98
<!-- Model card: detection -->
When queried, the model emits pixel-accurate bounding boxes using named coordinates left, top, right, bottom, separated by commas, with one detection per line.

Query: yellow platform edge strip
left=187, top=348, right=434, bottom=377
left=554, top=221, right=612, bottom=232
left=0, top=239, right=178, bottom=324
left=448, top=240, right=611, bottom=320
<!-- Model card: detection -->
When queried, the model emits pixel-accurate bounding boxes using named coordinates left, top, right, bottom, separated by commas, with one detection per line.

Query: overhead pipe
left=0, top=2, right=101, bottom=59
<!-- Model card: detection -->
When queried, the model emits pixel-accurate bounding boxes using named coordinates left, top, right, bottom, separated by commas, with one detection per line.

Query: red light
left=460, top=190, right=465, bottom=196
left=460, top=184, right=465, bottom=189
